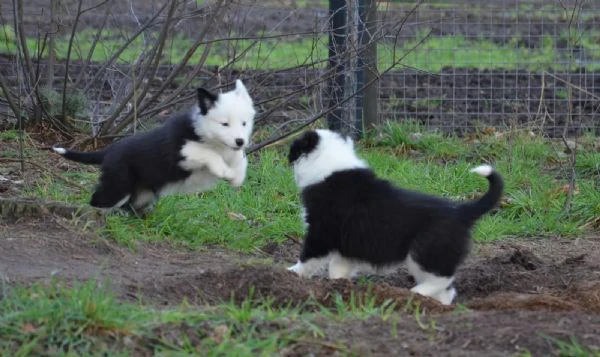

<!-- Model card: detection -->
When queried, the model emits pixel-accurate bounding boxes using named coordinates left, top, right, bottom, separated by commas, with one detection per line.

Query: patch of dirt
left=2, top=212, right=600, bottom=355
left=299, top=311, right=600, bottom=357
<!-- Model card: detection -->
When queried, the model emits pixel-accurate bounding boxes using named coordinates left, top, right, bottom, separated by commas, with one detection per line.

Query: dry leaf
left=481, top=127, right=496, bottom=135
left=22, top=323, right=37, bottom=333
left=210, top=324, right=229, bottom=344
left=551, top=184, right=580, bottom=197
left=227, top=212, right=247, bottom=221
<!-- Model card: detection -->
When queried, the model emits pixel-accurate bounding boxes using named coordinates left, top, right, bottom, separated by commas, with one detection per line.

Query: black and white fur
left=287, top=129, right=504, bottom=305
left=53, top=80, right=255, bottom=214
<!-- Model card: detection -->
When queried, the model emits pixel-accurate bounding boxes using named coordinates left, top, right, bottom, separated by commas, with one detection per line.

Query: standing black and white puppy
left=287, top=129, right=503, bottom=305
left=53, top=80, right=255, bottom=214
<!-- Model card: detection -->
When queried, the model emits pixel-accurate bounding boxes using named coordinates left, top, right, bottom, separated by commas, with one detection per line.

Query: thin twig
left=560, top=0, right=582, bottom=213
left=543, top=71, right=600, bottom=101
left=0, top=72, right=22, bottom=119
left=561, top=136, right=577, bottom=213
left=60, top=0, right=83, bottom=123
left=101, top=0, right=178, bottom=135
left=73, top=3, right=111, bottom=88
left=82, top=2, right=169, bottom=94
left=115, top=0, right=226, bottom=134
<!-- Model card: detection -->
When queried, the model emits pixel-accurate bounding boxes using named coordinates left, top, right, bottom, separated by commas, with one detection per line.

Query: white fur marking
left=179, top=141, right=236, bottom=181
left=191, top=81, right=255, bottom=150
left=228, top=152, right=248, bottom=188
left=432, top=287, right=457, bottom=305
left=328, top=253, right=355, bottom=279
left=300, top=207, right=308, bottom=228
left=113, top=194, right=131, bottom=209
left=293, top=129, right=368, bottom=189
left=470, top=164, right=494, bottom=177
left=327, top=252, right=399, bottom=278
left=53, top=147, right=66, bottom=155
left=288, top=254, right=332, bottom=278
left=407, top=255, right=456, bottom=305
left=132, top=190, right=155, bottom=209
left=159, top=171, right=219, bottom=197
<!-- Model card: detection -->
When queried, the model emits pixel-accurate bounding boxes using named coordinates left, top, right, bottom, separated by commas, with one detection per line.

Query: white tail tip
left=52, top=147, right=67, bottom=155
left=470, top=164, right=494, bottom=177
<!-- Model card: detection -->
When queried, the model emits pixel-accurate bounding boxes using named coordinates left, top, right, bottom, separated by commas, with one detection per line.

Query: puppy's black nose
left=235, top=138, right=244, bottom=147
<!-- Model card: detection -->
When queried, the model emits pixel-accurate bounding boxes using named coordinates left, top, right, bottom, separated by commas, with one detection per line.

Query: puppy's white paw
left=288, top=261, right=304, bottom=276
left=229, top=157, right=247, bottom=188
left=219, top=166, right=236, bottom=182
left=229, top=175, right=245, bottom=188
left=410, top=284, right=456, bottom=305
left=434, top=287, right=457, bottom=305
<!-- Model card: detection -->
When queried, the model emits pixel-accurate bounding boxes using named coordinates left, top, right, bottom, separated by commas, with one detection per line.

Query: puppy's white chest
left=159, top=170, right=219, bottom=197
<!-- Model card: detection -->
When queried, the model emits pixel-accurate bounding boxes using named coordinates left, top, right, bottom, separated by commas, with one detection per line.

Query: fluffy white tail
left=470, top=164, right=494, bottom=177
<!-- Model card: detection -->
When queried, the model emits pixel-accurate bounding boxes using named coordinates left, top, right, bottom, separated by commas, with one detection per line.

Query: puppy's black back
left=301, top=168, right=471, bottom=276
left=101, top=112, right=200, bottom=192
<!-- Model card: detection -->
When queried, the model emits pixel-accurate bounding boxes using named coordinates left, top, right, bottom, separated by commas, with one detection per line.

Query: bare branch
left=101, top=0, right=178, bottom=135
left=82, top=2, right=169, bottom=94
left=73, top=3, right=112, bottom=88
left=0, top=72, right=21, bottom=120
left=60, top=0, right=84, bottom=123
left=248, top=28, right=433, bottom=154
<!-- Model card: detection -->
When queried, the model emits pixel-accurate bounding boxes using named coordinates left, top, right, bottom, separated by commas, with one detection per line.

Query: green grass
left=101, top=149, right=303, bottom=250
left=383, top=34, right=562, bottom=71
left=26, top=120, right=600, bottom=251
left=0, top=280, right=406, bottom=356
left=545, top=336, right=600, bottom=357
left=364, top=121, right=600, bottom=240
left=2, top=24, right=599, bottom=70
left=0, top=130, right=20, bottom=141
left=23, top=171, right=97, bottom=205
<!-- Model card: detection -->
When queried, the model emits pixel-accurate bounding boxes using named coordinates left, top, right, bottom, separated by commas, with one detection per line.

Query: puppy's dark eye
left=242, top=122, right=246, bottom=126
left=221, top=123, right=229, bottom=127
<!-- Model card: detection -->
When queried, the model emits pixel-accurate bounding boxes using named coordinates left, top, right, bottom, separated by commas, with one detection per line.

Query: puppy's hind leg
left=127, top=189, right=157, bottom=218
left=90, top=171, right=133, bottom=210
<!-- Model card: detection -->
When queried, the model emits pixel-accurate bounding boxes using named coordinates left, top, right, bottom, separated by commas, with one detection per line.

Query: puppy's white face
left=288, top=129, right=367, bottom=189
left=195, top=80, right=255, bottom=151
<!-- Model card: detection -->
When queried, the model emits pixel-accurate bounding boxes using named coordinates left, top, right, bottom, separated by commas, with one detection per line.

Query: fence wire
left=379, top=0, right=600, bottom=136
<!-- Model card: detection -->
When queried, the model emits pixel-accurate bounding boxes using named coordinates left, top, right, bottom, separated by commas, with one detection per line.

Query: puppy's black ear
left=288, top=130, right=320, bottom=164
left=196, top=88, right=218, bottom=115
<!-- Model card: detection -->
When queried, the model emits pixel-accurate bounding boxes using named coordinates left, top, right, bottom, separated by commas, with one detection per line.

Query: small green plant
left=576, top=152, right=600, bottom=178
left=555, top=88, right=569, bottom=99
left=0, top=130, right=19, bottom=141
left=545, top=336, right=600, bottom=357
left=39, top=87, right=89, bottom=120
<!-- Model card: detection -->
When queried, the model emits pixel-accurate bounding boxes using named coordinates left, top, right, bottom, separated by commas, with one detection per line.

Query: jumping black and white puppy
left=287, top=129, right=503, bottom=305
left=53, top=80, right=255, bottom=214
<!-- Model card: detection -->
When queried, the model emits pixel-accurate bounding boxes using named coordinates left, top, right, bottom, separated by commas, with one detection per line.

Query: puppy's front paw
left=220, top=166, right=236, bottom=182
left=288, top=261, right=304, bottom=276
left=229, top=175, right=245, bottom=188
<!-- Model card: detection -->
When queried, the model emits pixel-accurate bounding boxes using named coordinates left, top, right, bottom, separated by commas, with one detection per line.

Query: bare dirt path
left=1, top=214, right=600, bottom=356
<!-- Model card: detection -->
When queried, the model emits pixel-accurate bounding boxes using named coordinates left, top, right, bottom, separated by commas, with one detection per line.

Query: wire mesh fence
left=0, top=0, right=598, bottom=138
left=379, top=0, right=600, bottom=136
